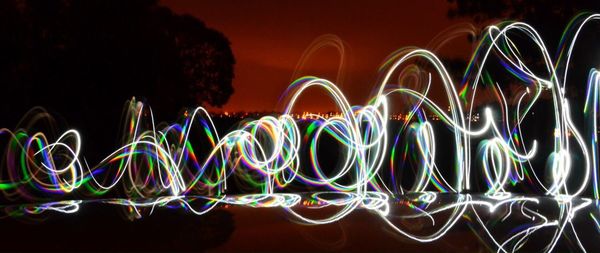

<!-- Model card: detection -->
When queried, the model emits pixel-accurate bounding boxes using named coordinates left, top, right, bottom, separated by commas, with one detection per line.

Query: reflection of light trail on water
left=2, top=14, right=600, bottom=252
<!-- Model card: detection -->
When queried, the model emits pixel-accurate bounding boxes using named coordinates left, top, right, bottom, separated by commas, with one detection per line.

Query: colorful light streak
left=1, top=14, right=600, bottom=252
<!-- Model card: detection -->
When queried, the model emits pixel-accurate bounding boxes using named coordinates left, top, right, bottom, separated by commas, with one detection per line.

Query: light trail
left=1, top=14, right=600, bottom=252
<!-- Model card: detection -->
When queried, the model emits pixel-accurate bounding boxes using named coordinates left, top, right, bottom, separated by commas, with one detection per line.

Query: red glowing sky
left=161, top=0, right=473, bottom=112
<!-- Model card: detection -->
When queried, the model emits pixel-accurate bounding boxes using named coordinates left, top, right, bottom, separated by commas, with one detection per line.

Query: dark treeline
left=0, top=0, right=235, bottom=162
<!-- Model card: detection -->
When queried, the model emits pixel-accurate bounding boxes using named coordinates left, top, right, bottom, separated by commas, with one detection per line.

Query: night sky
left=162, top=0, right=473, bottom=112
left=3, top=2, right=600, bottom=252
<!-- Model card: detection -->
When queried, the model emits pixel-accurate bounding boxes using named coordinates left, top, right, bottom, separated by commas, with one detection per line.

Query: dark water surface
left=0, top=193, right=597, bottom=252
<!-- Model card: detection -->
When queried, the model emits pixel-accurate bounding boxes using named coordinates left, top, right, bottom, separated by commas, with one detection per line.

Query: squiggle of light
left=2, top=14, right=600, bottom=253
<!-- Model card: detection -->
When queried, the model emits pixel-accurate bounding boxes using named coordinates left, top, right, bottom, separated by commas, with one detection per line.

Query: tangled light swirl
left=3, top=14, right=600, bottom=252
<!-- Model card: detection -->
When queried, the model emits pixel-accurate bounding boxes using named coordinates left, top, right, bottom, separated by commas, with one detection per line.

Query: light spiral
left=2, top=13, right=600, bottom=252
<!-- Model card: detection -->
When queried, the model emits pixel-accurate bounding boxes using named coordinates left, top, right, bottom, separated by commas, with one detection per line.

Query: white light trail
left=2, top=14, right=600, bottom=253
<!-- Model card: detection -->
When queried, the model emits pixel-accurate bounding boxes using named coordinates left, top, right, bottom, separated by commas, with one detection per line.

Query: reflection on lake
left=0, top=192, right=598, bottom=252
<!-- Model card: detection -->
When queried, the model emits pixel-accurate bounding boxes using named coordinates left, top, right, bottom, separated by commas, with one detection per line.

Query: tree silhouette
left=448, top=0, right=600, bottom=49
left=0, top=0, right=235, bottom=159
left=447, top=0, right=600, bottom=102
